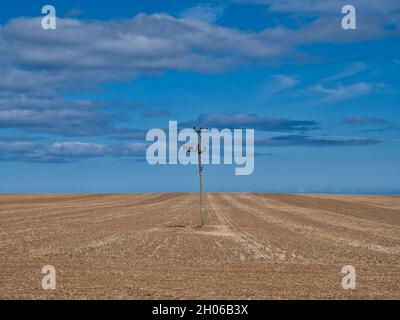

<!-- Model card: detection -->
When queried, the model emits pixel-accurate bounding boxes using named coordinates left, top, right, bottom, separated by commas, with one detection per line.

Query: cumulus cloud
left=0, top=139, right=147, bottom=162
left=0, top=99, right=126, bottom=136
left=0, top=10, right=397, bottom=156
left=65, top=9, right=85, bottom=18
left=241, top=0, right=400, bottom=15
left=181, top=4, right=225, bottom=23
left=255, top=134, right=381, bottom=147
left=236, top=0, right=400, bottom=54
left=49, top=142, right=107, bottom=157
left=309, top=82, right=385, bottom=103
left=261, top=74, right=298, bottom=95
left=0, top=15, right=278, bottom=76
left=0, top=69, right=58, bottom=97
left=181, top=113, right=319, bottom=131
left=0, top=14, right=301, bottom=142
left=324, top=62, right=367, bottom=81
left=342, top=116, right=386, bottom=125
left=0, top=140, right=45, bottom=161
left=0, top=13, right=397, bottom=80
left=360, top=126, right=400, bottom=133
left=0, top=12, right=397, bottom=114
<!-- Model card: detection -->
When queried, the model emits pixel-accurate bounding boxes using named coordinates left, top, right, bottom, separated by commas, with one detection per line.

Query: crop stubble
left=0, top=193, right=399, bottom=299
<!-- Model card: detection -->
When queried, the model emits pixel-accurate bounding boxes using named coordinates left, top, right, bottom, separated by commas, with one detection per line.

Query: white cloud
left=65, top=9, right=84, bottom=18
left=0, top=11, right=397, bottom=142
left=181, top=4, right=225, bottom=23
left=0, top=15, right=281, bottom=76
left=241, top=0, right=400, bottom=15
left=324, top=62, right=366, bottom=81
left=309, top=81, right=385, bottom=103
left=48, top=141, right=147, bottom=158
left=0, top=96, right=124, bottom=136
left=0, top=13, right=397, bottom=81
left=0, top=139, right=147, bottom=162
left=182, top=112, right=318, bottom=131
left=49, top=142, right=107, bottom=157
left=262, top=74, right=298, bottom=94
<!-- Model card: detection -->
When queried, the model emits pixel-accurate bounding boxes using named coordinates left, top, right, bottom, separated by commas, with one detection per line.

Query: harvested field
left=0, top=193, right=399, bottom=299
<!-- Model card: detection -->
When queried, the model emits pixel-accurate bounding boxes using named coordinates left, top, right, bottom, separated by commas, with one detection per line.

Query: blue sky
left=0, top=0, right=399, bottom=193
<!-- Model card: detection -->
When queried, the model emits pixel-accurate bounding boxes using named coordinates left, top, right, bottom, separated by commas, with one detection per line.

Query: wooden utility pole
left=186, top=127, right=207, bottom=227
left=196, top=128, right=205, bottom=227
